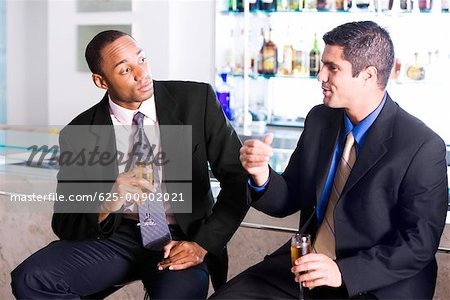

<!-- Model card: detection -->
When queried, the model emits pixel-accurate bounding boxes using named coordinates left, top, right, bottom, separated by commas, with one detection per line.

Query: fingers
left=240, top=137, right=273, bottom=178
left=263, top=133, right=274, bottom=145
left=292, top=253, right=342, bottom=288
left=162, top=241, right=179, bottom=259
left=157, top=241, right=206, bottom=271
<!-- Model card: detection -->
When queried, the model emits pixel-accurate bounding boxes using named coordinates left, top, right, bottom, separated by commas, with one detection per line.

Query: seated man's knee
left=11, top=263, right=35, bottom=298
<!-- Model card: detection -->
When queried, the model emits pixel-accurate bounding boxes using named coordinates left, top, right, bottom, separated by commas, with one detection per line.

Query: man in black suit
left=211, top=21, right=448, bottom=299
left=11, top=30, right=248, bottom=299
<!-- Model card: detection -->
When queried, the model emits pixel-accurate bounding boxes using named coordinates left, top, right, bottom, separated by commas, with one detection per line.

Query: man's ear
left=364, top=66, right=378, bottom=81
left=92, top=74, right=108, bottom=90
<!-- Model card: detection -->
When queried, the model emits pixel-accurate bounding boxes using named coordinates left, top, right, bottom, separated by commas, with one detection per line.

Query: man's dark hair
left=323, top=21, right=394, bottom=89
left=85, top=30, right=131, bottom=75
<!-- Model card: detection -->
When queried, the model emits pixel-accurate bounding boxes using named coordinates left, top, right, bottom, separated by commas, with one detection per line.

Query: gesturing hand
left=157, top=241, right=207, bottom=271
left=292, top=253, right=342, bottom=289
left=240, top=133, right=273, bottom=186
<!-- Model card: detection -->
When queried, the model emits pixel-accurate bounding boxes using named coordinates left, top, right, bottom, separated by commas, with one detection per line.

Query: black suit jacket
left=251, top=95, right=448, bottom=299
left=52, top=80, right=249, bottom=258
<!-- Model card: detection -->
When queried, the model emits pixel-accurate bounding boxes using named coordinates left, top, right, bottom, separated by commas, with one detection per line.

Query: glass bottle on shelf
left=279, top=26, right=294, bottom=75
left=293, top=40, right=305, bottom=76
left=216, top=73, right=234, bottom=120
left=290, top=0, right=302, bottom=10
left=249, top=0, right=259, bottom=11
left=406, top=52, right=425, bottom=80
left=400, top=0, right=413, bottom=10
left=277, top=0, right=290, bottom=10
left=317, top=0, right=335, bottom=10
left=260, top=0, right=277, bottom=11
left=304, top=0, right=318, bottom=10
left=279, top=44, right=294, bottom=75
left=336, top=0, right=350, bottom=10
left=259, top=28, right=278, bottom=75
left=229, top=0, right=244, bottom=11
left=419, top=0, right=432, bottom=11
left=309, top=34, right=320, bottom=77
left=374, top=0, right=394, bottom=10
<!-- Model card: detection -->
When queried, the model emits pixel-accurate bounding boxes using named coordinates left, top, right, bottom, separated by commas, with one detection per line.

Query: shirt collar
left=344, top=92, right=387, bottom=148
left=108, top=94, right=157, bottom=125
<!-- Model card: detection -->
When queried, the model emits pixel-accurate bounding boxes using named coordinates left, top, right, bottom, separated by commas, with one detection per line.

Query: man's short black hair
left=85, top=30, right=131, bottom=75
left=323, top=21, right=395, bottom=89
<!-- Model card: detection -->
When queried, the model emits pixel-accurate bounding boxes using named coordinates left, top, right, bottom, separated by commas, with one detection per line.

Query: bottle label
left=263, top=48, right=277, bottom=73
left=310, top=54, right=320, bottom=75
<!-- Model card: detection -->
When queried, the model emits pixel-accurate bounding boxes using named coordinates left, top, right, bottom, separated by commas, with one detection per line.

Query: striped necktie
left=313, top=131, right=356, bottom=260
left=129, top=112, right=171, bottom=251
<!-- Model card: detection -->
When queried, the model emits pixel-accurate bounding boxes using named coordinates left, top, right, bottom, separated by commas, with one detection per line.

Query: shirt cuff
left=248, top=177, right=269, bottom=192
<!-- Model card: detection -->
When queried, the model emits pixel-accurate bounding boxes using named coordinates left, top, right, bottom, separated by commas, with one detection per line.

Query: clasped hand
left=157, top=241, right=207, bottom=271
left=292, top=253, right=342, bottom=289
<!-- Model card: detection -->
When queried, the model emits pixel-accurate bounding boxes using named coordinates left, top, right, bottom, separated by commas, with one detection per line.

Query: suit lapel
left=88, top=93, right=119, bottom=181
left=341, top=95, right=396, bottom=197
left=315, top=110, right=343, bottom=203
left=154, top=81, right=183, bottom=127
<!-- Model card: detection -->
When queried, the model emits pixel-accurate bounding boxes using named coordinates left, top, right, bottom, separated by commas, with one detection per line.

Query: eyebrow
left=322, top=61, right=339, bottom=69
left=113, top=49, right=144, bottom=69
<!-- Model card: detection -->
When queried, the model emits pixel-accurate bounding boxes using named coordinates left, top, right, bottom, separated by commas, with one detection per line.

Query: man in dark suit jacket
left=211, top=21, right=448, bottom=299
left=11, top=30, right=248, bottom=299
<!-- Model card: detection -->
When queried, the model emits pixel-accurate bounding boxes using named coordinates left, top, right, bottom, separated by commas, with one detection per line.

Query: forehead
left=322, top=45, right=345, bottom=62
left=100, top=35, right=140, bottom=66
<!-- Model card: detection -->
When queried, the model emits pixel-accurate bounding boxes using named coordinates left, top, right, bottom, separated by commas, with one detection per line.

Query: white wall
left=7, top=0, right=48, bottom=125
left=7, top=0, right=216, bottom=126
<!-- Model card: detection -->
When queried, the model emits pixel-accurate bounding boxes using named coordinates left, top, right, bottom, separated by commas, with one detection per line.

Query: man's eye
left=140, top=57, right=147, bottom=63
left=121, top=68, right=130, bottom=75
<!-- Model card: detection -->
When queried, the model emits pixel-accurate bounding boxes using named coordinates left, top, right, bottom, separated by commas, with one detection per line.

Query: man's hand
left=292, top=253, right=342, bottom=289
left=157, top=241, right=207, bottom=271
left=98, top=168, right=153, bottom=222
left=240, top=133, right=273, bottom=186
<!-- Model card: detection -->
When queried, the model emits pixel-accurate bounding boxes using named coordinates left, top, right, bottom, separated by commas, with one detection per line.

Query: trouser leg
left=11, top=222, right=142, bottom=299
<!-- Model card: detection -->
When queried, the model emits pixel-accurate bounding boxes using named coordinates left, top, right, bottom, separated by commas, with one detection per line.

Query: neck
left=346, top=90, right=385, bottom=125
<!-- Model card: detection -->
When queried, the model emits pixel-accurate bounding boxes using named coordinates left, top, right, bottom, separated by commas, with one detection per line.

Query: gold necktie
left=313, top=131, right=356, bottom=260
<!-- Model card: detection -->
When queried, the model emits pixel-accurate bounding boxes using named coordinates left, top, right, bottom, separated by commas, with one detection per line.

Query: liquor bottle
left=216, top=73, right=234, bottom=120
left=279, top=44, right=294, bottom=75
left=317, top=0, right=334, bottom=10
left=229, top=0, right=244, bottom=11
left=419, top=0, right=432, bottom=11
left=290, top=0, right=301, bottom=10
left=309, top=34, right=320, bottom=77
left=249, top=0, right=259, bottom=11
left=260, top=0, right=277, bottom=11
left=406, top=53, right=425, bottom=80
left=304, top=0, right=318, bottom=10
left=374, top=0, right=393, bottom=10
left=277, top=0, right=290, bottom=10
left=259, top=28, right=278, bottom=75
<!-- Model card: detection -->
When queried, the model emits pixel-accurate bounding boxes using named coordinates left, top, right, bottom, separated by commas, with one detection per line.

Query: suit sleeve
left=337, top=135, right=448, bottom=297
left=191, top=84, right=250, bottom=256
left=250, top=108, right=318, bottom=217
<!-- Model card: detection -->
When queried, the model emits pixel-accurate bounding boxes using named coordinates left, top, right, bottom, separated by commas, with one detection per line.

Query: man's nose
left=317, top=67, right=326, bottom=82
left=134, top=64, right=148, bottom=82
